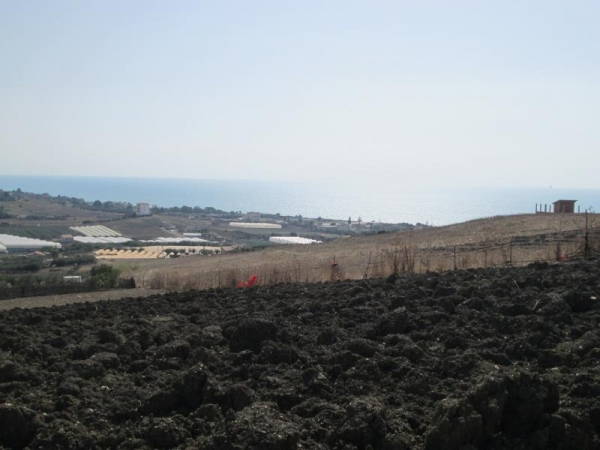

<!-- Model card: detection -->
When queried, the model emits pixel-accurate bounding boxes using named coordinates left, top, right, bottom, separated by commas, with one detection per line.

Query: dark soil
left=1, top=260, right=599, bottom=449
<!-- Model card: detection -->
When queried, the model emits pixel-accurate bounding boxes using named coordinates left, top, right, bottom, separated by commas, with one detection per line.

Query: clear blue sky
left=1, top=1, right=599, bottom=188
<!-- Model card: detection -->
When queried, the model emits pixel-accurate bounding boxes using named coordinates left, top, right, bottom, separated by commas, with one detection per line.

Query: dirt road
left=0, top=288, right=166, bottom=311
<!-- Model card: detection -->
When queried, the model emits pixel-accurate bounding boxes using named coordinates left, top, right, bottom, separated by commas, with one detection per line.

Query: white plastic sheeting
left=0, top=243, right=6, bottom=253
left=141, top=237, right=209, bottom=244
left=70, top=225, right=122, bottom=237
left=73, top=236, right=132, bottom=244
left=0, top=234, right=62, bottom=250
left=269, top=236, right=322, bottom=245
left=229, top=222, right=282, bottom=229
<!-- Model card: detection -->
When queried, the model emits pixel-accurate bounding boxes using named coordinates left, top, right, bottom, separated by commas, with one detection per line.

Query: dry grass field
left=1, top=196, right=124, bottom=239
left=98, top=213, right=598, bottom=291
left=2, top=196, right=122, bottom=222
left=108, top=215, right=183, bottom=240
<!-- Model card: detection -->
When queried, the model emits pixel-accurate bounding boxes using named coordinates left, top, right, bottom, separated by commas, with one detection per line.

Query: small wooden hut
left=553, top=200, right=577, bottom=213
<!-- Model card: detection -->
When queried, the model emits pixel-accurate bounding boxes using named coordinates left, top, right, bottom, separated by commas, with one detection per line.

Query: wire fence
left=140, top=226, right=600, bottom=291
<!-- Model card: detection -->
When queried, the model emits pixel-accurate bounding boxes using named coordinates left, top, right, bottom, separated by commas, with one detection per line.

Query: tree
left=90, top=265, right=120, bottom=289
left=0, top=207, right=11, bottom=219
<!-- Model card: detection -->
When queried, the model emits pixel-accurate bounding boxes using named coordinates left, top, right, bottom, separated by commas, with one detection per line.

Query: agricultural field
left=1, top=191, right=597, bottom=298
left=0, top=260, right=599, bottom=448
left=0, top=225, right=72, bottom=241
left=116, top=213, right=598, bottom=291
left=0, top=195, right=123, bottom=223
left=108, top=216, right=181, bottom=240
left=0, top=191, right=351, bottom=249
left=109, top=214, right=336, bottom=248
left=95, top=245, right=226, bottom=260
left=0, top=195, right=125, bottom=240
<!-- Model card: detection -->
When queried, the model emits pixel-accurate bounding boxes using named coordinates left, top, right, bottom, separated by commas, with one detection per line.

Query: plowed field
left=1, top=260, right=599, bottom=449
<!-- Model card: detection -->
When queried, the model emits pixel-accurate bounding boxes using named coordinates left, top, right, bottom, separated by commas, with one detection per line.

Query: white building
left=137, top=202, right=151, bottom=216
left=63, top=276, right=82, bottom=283
left=246, top=211, right=261, bottom=222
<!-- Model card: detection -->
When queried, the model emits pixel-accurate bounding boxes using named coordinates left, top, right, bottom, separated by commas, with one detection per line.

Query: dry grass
left=108, top=216, right=180, bottom=240
left=108, top=213, right=597, bottom=291
left=3, top=197, right=122, bottom=222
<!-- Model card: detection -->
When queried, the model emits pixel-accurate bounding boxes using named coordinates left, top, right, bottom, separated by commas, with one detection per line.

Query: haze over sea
left=0, top=175, right=598, bottom=226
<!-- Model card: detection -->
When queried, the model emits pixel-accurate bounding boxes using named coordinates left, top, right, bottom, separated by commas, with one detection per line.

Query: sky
left=1, top=1, right=599, bottom=188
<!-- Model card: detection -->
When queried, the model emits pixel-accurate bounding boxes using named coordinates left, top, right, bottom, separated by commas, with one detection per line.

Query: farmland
left=0, top=260, right=599, bottom=448
left=0, top=189, right=597, bottom=299
left=114, top=212, right=598, bottom=291
left=95, top=245, right=227, bottom=260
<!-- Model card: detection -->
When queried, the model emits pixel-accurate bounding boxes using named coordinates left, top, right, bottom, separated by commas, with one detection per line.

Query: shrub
left=0, top=261, right=42, bottom=273
left=53, top=254, right=96, bottom=267
left=90, top=265, right=120, bottom=289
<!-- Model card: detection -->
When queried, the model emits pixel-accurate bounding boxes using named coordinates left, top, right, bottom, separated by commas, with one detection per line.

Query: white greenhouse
left=70, top=225, right=122, bottom=237
left=141, top=237, right=209, bottom=244
left=229, top=222, right=282, bottom=229
left=0, top=234, right=62, bottom=252
left=269, top=236, right=322, bottom=245
left=73, top=236, right=132, bottom=244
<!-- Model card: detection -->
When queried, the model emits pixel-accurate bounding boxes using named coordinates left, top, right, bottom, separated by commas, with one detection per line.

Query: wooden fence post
left=363, top=252, right=372, bottom=279
left=453, top=246, right=457, bottom=270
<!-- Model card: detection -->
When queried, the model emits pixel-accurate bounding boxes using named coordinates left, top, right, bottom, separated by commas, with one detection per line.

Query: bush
left=0, top=261, right=42, bottom=273
left=90, top=265, right=120, bottom=289
left=53, top=254, right=96, bottom=267
left=0, top=207, right=12, bottom=219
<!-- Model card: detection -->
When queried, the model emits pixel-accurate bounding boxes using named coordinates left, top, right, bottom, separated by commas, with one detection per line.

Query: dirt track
left=0, top=289, right=166, bottom=312
left=0, top=260, right=599, bottom=449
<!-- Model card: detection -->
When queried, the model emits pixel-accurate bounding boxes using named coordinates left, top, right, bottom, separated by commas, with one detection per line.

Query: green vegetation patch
left=90, top=264, right=121, bottom=289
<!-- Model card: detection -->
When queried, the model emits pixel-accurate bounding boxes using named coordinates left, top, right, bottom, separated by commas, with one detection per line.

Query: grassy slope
left=113, top=213, right=597, bottom=290
left=3, top=194, right=597, bottom=290
left=1, top=197, right=123, bottom=239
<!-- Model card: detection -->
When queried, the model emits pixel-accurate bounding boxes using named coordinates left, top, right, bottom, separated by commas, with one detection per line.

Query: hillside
left=0, top=260, right=599, bottom=449
left=1, top=189, right=597, bottom=298
left=118, top=213, right=597, bottom=291
left=0, top=194, right=123, bottom=240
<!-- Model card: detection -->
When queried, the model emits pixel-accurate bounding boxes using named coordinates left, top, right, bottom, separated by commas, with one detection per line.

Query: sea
left=1, top=175, right=598, bottom=226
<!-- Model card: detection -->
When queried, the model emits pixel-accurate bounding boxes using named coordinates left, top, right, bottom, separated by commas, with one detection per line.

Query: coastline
left=1, top=174, right=599, bottom=226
